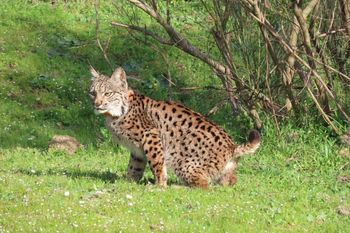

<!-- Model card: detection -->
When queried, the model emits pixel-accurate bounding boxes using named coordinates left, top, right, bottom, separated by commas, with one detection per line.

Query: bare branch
left=294, top=1, right=331, bottom=114
left=110, top=22, right=173, bottom=45
left=205, top=99, right=228, bottom=117
left=95, top=1, right=113, bottom=70
left=151, top=0, right=157, bottom=11
left=316, top=28, right=346, bottom=38
left=166, top=0, right=171, bottom=25
left=340, top=0, right=350, bottom=37
left=126, top=0, right=227, bottom=74
left=306, top=86, right=340, bottom=134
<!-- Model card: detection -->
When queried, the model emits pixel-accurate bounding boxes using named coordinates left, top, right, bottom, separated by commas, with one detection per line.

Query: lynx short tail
left=234, top=129, right=261, bottom=157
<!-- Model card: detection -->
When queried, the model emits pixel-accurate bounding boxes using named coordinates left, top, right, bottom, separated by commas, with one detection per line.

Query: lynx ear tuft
left=90, top=65, right=99, bottom=79
left=111, top=67, right=126, bottom=81
left=111, top=67, right=128, bottom=89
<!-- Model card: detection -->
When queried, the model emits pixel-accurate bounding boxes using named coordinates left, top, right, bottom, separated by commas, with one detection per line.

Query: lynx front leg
left=142, top=132, right=167, bottom=187
left=126, top=153, right=147, bottom=182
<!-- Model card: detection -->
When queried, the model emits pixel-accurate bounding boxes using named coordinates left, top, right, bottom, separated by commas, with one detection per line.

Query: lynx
left=89, top=66, right=260, bottom=188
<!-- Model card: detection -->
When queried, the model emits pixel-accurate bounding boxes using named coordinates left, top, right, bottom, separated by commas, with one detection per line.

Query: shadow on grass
left=13, top=168, right=122, bottom=183
left=13, top=168, right=182, bottom=186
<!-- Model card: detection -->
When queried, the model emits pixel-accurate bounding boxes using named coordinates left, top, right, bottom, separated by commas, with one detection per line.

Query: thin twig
left=111, top=22, right=173, bottom=45
left=95, top=1, right=113, bottom=70
left=316, top=28, right=346, bottom=38
left=205, top=99, right=228, bottom=117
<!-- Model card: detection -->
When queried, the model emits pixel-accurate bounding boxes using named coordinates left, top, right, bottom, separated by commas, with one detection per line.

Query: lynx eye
left=89, top=91, right=96, bottom=98
left=104, top=92, right=113, bottom=97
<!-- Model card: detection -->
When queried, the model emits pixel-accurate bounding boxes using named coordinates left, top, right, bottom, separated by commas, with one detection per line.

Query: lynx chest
left=105, top=116, right=144, bottom=158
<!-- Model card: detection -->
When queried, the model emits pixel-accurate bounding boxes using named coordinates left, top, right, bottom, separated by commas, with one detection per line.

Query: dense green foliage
left=0, top=1, right=349, bottom=232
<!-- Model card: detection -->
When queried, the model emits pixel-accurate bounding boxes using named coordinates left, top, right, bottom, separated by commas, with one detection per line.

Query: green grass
left=1, top=129, right=349, bottom=232
left=0, top=1, right=349, bottom=232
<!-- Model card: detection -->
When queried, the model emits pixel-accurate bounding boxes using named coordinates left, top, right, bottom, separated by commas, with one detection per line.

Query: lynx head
left=89, top=66, right=133, bottom=117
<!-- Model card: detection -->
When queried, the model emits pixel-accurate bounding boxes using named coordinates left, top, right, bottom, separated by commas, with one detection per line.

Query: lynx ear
left=90, top=65, right=99, bottom=79
left=111, top=67, right=128, bottom=89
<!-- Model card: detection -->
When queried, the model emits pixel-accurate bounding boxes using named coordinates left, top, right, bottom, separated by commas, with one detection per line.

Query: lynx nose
left=94, top=99, right=103, bottom=109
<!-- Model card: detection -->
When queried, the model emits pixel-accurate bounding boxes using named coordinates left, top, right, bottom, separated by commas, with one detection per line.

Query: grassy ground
left=1, top=128, right=349, bottom=232
left=0, top=1, right=349, bottom=232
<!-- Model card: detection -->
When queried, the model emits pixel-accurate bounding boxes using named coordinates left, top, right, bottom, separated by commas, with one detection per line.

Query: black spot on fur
left=182, top=110, right=191, bottom=115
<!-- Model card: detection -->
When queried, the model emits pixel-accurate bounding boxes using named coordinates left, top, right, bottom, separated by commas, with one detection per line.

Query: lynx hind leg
left=217, top=161, right=237, bottom=186
left=126, top=153, right=147, bottom=182
left=188, top=175, right=209, bottom=189
left=181, top=168, right=209, bottom=189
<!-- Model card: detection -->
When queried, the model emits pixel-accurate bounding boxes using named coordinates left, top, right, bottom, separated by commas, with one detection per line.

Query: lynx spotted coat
left=89, top=67, right=260, bottom=188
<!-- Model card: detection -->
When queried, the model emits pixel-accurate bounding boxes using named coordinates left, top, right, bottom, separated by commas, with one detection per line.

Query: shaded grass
left=0, top=0, right=102, bottom=148
left=0, top=0, right=224, bottom=149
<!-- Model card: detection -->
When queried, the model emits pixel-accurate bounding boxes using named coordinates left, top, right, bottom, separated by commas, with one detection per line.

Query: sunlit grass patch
left=0, top=140, right=349, bottom=233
